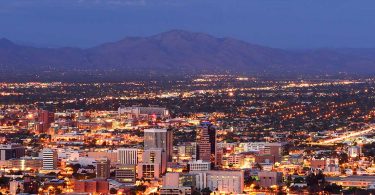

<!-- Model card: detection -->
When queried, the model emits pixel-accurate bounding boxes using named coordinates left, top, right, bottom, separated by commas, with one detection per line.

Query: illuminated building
left=137, top=163, right=160, bottom=180
left=348, top=146, right=361, bottom=158
left=324, top=158, right=340, bottom=174
left=88, top=150, right=118, bottom=165
left=115, top=165, right=136, bottom=184
left=57, top=148, right=81, bottom=161
left=96, top=158, right=110, bottom=179
left=326, top=176, right=375, bottom=188
left=177, top=142, right=197, bottom=161
left=42, top=148, right=58, bottom=170
left=196, top=122, right=217, bottom=166
left=0, top=144, right=25, bottom=160
left=144, top=128, right=173, bottom=162
left=193, top=170, right=244, bottom=194
left=311, top=158, right=326, bottom=170
left=243, top=142, right=283, bottom=161
left=118, top=105, right=169, bottom=119
left=137, top=148, right=164, bottom=179
left=37, top=109, right=54, bottom=134
left=226, top=153, right=243, bottom=168
left=8, top=157, right=43, bottom=170
left=188, top=160, right=211, bottom=172
left=163, top=172, right=180, bottom=187
left=117, top=148, right=139, bottom=165
left=73, top=179, right=109, bottom=194
left=258, top=171, right=283, bottom=187
left=159, top=186, right=191, bottom=195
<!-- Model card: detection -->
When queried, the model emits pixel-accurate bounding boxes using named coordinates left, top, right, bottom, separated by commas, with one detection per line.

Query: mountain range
left=1, top=30, right=375, bottom=81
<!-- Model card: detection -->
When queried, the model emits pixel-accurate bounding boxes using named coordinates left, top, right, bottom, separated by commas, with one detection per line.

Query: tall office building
left=144, top=128, right=173, bottom=161
left=137, top=148, right=165, bottom=179
left=117, top=148, right=139, bottom=165
left=96, top=158, right=110, bottom=179
left=36, top=110, right=54, bottom=134
left=196, top=122, right=217, bottom=166
left=42, top=148, right=58, bottom=170
left=0, top=144, right=25, bottom=161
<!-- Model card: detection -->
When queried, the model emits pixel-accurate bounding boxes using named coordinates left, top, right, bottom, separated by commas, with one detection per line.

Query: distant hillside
left=1, top=30, right=375, bottom=81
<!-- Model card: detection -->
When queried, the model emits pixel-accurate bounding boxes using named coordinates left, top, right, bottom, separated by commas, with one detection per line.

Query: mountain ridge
left=1, top=30, right=375, bottom=80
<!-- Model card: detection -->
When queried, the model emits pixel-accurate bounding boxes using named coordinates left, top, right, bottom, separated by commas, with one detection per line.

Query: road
left=314, top=124, right=375, bottom=145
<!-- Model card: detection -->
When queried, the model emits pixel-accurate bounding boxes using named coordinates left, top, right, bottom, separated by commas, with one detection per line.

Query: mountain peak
left=152, top=29, right=215, bottom=41
left=0, top=30, right=374, bottom=80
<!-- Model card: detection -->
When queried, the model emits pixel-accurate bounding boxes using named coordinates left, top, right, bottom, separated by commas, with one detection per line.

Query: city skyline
left=1, top=1, right=375, bottom=194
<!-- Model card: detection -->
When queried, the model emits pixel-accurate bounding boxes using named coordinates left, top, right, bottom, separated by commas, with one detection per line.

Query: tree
left=110, top=188, right=117, bottom=194
left=0, top=177, right=10, bottom=187
left=16, top=184, right=21, bottom=194
left=306, top=171, right=326, bottom=193
left=316, top=170, right=325, bottom=184
left=286, top=175, right=293, bottom=187
left=324, top=183, right=342, bottom=194
left=306, top=173, right=319, bottom=193
left=339, top=153, right=349, bottom=164
left=293, top=177, right=304, bottom=184
left=55, top=188, right=62, bottom=194
left=201, top=187, right=212, bottom=195
left=254, top=163, right=263, bottom=170
left=244, top=176, right=255, bottom=186
left=131, top=185, right=146, bottom=194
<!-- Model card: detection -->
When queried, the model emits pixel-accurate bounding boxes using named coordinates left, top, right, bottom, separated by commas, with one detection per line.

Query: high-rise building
left=144, top=128, right=173, bottom=161
left=42, top=148, right=58, bottom=170
left=137, top=148, right=165, bottom=179
left=115, top=165, right=136, bottom=183
left=0, top=144, right=25, bottom=161
left=117, top=148, right=139, bottom=165
left=177, top=142, right=197, bottom=161
left=196, top=122, right=217, bottom=166
left=37, top=110, right=54, bottom=134
left=96, top=158, right=110, bottom=179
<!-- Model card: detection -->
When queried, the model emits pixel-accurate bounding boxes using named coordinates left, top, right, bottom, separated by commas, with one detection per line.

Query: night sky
left=1, top=0, right=375, bottom=48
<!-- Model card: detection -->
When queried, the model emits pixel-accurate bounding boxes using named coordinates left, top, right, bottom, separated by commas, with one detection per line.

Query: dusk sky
left=1, top=0, right=375, bottom=48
